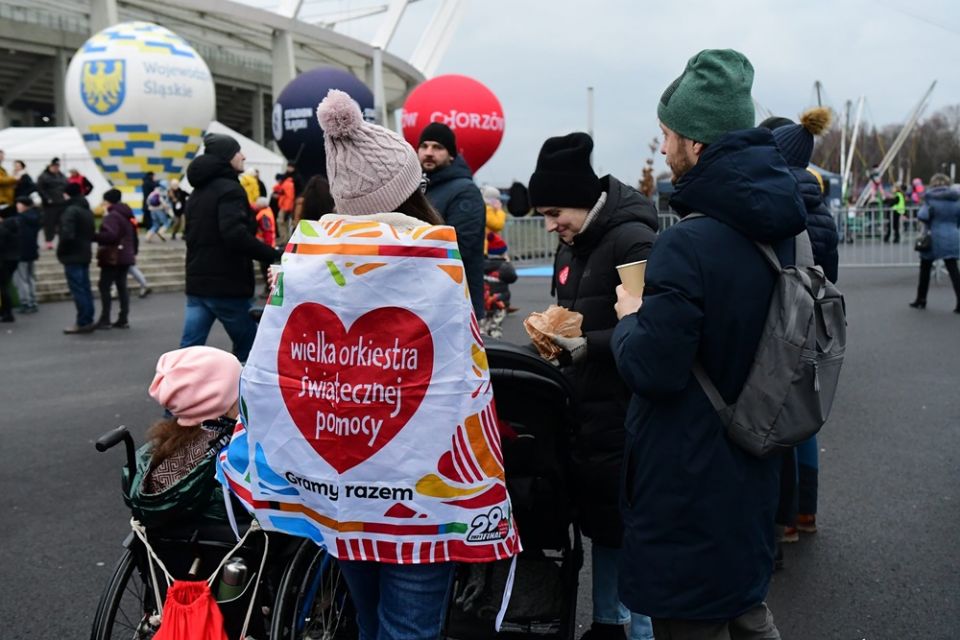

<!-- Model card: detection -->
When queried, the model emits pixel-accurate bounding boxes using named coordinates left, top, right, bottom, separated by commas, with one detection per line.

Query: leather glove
left=550, top=334, right=587, bottom=366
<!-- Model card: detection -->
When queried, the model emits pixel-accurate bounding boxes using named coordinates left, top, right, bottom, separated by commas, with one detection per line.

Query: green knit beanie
left=657, top=49, right=755, bottom=144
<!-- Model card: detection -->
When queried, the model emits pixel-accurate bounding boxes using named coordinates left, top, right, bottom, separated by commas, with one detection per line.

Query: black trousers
left=883, top=211, right=901, bottom=241
left=916, top=258, right=960, bottom=306
left=0, top=259, right=17, bottom=319
left=43, top=202, right=66, bottom=243
left=98, top=264, right=130, bottom=324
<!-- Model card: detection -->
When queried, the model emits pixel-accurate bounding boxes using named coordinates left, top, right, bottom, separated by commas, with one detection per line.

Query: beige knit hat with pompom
left=316, top=89, right=423, bottom=215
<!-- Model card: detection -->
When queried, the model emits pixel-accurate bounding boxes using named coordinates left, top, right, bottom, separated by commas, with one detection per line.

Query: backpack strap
left=794, top=231, right=814, bottom=268
left=692, top=362, right=735, bottom=426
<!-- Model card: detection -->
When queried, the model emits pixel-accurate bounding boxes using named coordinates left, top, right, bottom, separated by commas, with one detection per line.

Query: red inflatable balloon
left=401, top=74, right=504, bottom=173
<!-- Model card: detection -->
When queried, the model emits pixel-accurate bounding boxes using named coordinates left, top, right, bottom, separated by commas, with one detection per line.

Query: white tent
left=0, top=122, right=286, bottom=215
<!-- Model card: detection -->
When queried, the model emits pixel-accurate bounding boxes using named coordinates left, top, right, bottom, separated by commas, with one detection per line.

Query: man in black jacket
left=613, top=49, right=806, bottom=638
left=36, top=158, right=68, bottom=249
left=530, top=132, right=658, bottom=640
left=180, top=133, right=282, bottom=361
left=419, top=123, right=486, bottom=319
left=58, top=183, right=97, bottom=333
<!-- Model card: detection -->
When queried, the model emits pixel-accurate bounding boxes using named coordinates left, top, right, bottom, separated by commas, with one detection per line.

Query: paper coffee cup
left=616, top=260, right=647, bottom=296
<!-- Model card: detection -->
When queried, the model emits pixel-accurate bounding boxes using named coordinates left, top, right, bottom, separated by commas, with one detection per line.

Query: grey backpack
left=690, top=222, right=846, bottom=458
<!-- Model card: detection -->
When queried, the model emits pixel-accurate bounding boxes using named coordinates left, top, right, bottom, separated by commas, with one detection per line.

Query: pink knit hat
left=148, top=346, right=243, bottom=426
left=316, top=89, right=423, bottom=216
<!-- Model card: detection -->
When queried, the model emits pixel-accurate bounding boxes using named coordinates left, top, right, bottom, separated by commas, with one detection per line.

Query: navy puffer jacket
left=796, top=168, right=838, bottom=282
left=425, top=156, right=486, bottom=318
left=613, top=128, right=806, bottom=620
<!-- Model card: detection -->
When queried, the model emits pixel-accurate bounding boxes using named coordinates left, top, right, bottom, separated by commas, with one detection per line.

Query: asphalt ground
left=0, top=266, right=958, bottom=639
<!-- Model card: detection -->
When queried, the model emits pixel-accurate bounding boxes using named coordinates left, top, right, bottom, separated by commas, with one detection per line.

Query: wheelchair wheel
left=271, top=539, right=356, bottom=640
left=90, top=547, right=162, bottom=640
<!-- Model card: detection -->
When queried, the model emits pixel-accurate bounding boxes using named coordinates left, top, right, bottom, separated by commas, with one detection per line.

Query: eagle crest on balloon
left=81, top=60, right=125, bottom=116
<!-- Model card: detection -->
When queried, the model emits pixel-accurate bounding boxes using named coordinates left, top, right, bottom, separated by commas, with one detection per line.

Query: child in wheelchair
left=92, top=346, right=284, bottom=640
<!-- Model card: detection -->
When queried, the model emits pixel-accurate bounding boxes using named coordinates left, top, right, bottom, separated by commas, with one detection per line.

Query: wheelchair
left=89, top=426, right=283, bottom=640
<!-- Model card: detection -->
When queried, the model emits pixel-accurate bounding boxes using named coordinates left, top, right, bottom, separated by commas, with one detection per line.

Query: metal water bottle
left=217, top=556, right=248, bottom=601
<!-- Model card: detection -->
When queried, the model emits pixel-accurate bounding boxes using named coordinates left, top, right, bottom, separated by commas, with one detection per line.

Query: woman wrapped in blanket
left=300, top=90, right=496, bottom=640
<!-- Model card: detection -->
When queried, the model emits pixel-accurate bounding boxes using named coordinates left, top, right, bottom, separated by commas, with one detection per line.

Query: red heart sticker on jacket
left=277, top=303, right=434, bottom=473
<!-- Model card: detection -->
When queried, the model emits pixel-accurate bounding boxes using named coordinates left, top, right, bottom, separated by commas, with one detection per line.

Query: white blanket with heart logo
left=218, top=215, right=521, bottom=565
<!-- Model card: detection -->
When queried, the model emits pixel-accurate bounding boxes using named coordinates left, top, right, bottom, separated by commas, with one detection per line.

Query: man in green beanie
left=612, top=49, right=807, bottom=639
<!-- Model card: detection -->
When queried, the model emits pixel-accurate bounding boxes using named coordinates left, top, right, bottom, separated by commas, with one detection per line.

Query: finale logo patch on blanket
left=219, top=217, right=520, bottom=564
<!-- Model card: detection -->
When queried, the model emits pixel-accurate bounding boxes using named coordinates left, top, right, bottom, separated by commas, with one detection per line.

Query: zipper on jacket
left=813, top=361, right=820, bottom=392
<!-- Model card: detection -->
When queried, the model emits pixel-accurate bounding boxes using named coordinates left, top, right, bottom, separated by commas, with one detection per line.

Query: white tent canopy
left=0, top=122, right=286, bottom=214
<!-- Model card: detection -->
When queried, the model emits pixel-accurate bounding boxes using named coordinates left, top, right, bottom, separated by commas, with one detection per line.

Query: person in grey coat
left=910, top=172, right=960, bottom=312
left=418, top=123, right=486, bottom=319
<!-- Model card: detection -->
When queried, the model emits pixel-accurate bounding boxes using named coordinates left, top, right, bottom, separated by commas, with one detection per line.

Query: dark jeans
left=63, top=263, right=95, bottom=326
left=98, top=264, right=130, bottom=324
left=776, top=439, right=819, bottom=526
left=338, top=560, right=455, bottom=640
left=179, top=295, right=257, bottom=362
left=43, top=202, right=66, bottom=243
left=0, top=259, right=17, bottom=319
left=652, top=603, right=780, bottom=640
left=916, top=258, right=960, bottom=305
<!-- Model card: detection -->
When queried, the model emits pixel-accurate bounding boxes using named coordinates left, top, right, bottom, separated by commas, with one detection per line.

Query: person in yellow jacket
left=884, top=183, right=906, bottom=243
left=0, top=150, right=17, bottom=207
left=481, top=185, right=506, bottom=255
left=239, top=167, right=259, bottom=205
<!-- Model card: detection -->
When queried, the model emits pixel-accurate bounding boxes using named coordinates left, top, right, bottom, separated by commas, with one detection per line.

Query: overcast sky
left=328, top=0, right=959, bottom=187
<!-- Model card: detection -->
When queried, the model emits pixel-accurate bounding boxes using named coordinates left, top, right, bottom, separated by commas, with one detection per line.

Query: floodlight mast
left=410, top=0, right=468, bottom=78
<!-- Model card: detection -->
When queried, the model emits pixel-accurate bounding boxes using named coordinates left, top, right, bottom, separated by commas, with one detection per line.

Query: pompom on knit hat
left=528, top=132, right=602, bottom=208
left=316, top=89, right=423, bottom=215
left=481, top=185, right=501, bottom=204
left=658, top=49, right=755, bottom=144
left=768, top=106, right=833, bottom=169
left=148, top=346, right=242, bottom=427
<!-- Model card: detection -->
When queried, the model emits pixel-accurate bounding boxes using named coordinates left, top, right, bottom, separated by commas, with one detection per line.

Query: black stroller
left=445, top=340, right=583, bottom=640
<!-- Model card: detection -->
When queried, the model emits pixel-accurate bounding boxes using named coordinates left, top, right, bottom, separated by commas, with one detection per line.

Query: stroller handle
left=95, top=425, right=137, bottom=481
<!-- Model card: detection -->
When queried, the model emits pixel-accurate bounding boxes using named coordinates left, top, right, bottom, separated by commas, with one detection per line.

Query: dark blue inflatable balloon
left=272, top=67, right=375, bottom=179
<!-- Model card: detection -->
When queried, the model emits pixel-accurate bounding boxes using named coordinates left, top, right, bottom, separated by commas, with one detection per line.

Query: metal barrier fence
left=502, top=206, right=959, bottom=270
left=502, top=213, right=680, bottom=265
left=834, top=205, right=924, bottom=267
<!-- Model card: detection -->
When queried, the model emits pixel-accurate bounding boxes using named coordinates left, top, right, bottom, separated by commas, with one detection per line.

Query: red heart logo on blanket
left=278, top=303, right=434, bottom=473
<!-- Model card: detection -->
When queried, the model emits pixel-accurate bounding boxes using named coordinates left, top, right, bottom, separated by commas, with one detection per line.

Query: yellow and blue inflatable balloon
left=66, top=22, right=215, bottom=197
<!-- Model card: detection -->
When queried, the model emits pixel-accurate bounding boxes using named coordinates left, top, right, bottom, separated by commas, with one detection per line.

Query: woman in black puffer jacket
left=529, top=133, right=658, bottom=640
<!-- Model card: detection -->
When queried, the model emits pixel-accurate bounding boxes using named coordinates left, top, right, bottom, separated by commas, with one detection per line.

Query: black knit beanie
left=528, top=132, right=602, bottom=208
left=104, top=188, right=122, bottom=204
left=418, top=122, right=457, bottom=157
left=203, top=133, right=241, bottom=162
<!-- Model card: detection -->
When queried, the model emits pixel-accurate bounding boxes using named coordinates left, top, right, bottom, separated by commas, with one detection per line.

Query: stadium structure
left=0, top=0, right=466, bottom=142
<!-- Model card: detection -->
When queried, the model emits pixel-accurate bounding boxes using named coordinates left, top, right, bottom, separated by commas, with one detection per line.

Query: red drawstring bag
left=153, top=580, right=228, bottom=640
